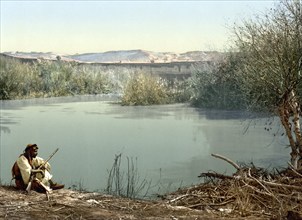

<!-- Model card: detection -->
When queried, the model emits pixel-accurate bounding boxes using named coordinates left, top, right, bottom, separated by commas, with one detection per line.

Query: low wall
left=78, top=61, right=211, bottom=80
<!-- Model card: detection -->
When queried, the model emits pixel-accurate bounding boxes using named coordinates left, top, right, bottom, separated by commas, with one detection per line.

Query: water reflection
left=101, top=104, right=173, bottom=120
left=0, top=126, right=11, bottom=134
left=0, top=112, right=20, bottom=134
left=198, top=109, right=247, bottom=120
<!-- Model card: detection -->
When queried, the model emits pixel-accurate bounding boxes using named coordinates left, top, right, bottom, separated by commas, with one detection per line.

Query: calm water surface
left=0, top=96, right=290, bottom=196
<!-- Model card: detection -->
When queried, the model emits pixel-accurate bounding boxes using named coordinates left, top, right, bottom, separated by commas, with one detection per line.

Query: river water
left=0, top=96, right=290, bottom=197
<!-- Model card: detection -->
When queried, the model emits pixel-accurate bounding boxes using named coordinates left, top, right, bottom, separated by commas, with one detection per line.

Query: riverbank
left=3, top=158, right=302, bottom=219
left=0, top=185, right=215, bottom=220
left=2, top=161, right=302, bottom=220
left=0, top=185, right=266, bottom=220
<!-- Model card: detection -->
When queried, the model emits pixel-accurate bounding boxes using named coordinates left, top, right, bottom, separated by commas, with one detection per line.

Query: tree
left=233, top=0, right=302, bottom=169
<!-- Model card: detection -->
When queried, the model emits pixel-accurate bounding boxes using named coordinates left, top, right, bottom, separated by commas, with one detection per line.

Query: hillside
left=2, top=50, right=223, bottom=64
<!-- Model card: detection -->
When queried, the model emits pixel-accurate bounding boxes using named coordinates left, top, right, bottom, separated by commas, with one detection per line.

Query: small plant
left=106, top=153, right=151, bottom=199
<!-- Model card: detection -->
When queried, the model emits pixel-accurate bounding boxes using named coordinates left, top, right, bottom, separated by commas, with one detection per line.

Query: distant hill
left=2, top=50, right=223, bottom=64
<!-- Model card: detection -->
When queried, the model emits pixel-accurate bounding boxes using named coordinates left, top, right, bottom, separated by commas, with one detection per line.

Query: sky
left=0, top=0, right=277, bottom=54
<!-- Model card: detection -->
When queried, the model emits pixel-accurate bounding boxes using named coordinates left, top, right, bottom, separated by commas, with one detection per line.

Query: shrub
left=121, top=73, right=169, bottom=106
left=189, top=57, right=247, bottom=110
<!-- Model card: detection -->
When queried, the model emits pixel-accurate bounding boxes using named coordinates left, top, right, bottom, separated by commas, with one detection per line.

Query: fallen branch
left=287, top=162, right=302, bottom=178
left=198, top=172, right=234, bottom=180
left=168, top=194, right=190, bottom=203
left=247, top=168, right=280, bottom=203
left=258, top=179, right=302, bottom=190
left=188, top=199, right=234, bottom=208
left=211, top=153, right=240, bottom=171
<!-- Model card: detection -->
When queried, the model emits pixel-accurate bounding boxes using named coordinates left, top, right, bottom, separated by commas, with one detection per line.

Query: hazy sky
left=1, top=0, right=277, bottom=54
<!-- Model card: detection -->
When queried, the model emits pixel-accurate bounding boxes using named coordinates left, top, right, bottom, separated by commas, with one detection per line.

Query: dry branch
left=211, top=154, right=241, bottom=171
left=198, top=172, right=234, bottom=180
left=287, top=162, right=302, bottom=178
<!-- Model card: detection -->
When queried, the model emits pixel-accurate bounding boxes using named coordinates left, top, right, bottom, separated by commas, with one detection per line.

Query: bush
left=121, top=73, right=170, bottom=106
left=189, top=56, right=247, bottom=110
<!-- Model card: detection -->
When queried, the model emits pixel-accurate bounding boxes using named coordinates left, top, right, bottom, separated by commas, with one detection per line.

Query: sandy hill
left=2, top=50, right=223, bottom=64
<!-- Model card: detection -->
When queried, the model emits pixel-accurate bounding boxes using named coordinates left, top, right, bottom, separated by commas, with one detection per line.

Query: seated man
left=12, top=144, right=64, bottom=192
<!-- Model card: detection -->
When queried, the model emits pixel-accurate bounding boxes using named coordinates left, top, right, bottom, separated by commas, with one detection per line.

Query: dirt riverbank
left=0, top=185, right=267, bottom=220
left=2, top=160, right=302, bottom=220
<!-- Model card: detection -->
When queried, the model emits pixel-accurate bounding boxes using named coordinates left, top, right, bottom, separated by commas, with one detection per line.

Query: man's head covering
left=24, top=144, right=38, bottom=152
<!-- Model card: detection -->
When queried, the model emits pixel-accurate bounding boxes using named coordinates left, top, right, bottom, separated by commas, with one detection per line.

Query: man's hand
left=31, top=169, right=44, bottom=174
left=31, top=168, right=45, bottom=179
left=37, top=163, right=50, bottom=172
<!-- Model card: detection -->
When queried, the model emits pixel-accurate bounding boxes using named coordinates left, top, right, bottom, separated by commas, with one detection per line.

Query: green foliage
left=165, top=79, right=192, bottom=103
left=121, top=73, right=170, bottom=106
left=0, top=57, right=32, bottom=99
left=1, top=56, right=187, bottom=103
left=189, top=56, right=247, bottom=110
left=0, top=56, right=112, bottom=99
